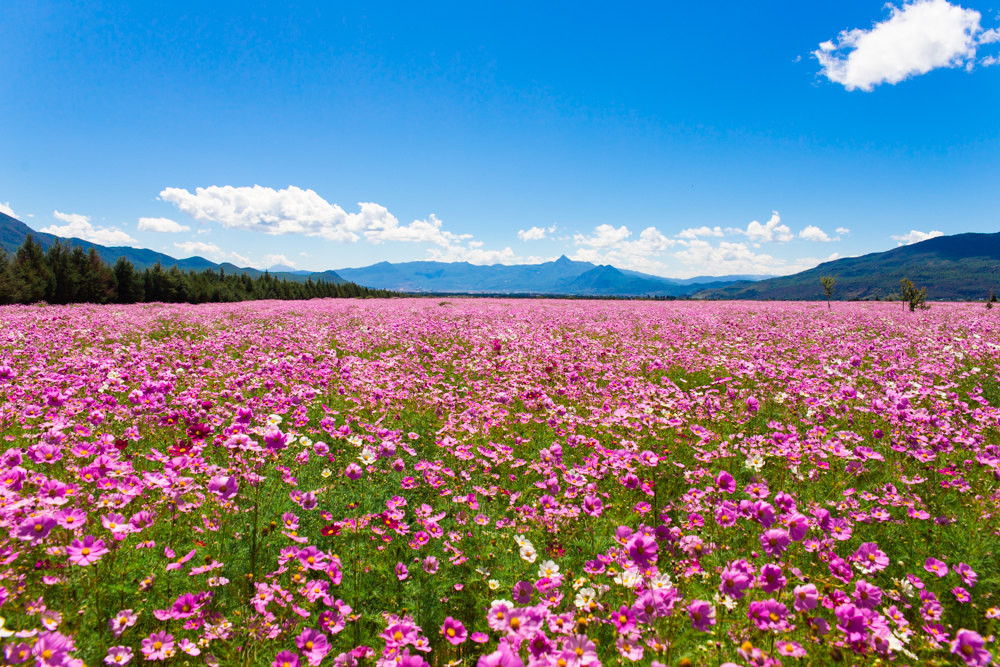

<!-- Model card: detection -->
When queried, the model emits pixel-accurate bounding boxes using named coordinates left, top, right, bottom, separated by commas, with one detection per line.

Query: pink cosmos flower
left=951, top=629, right=992, bottom=666
left=295, top=627, right=330, bottom=666
left=626, top=533, right=657, bottom=567
left=440, top=617, right=467, bottom=645
left=140, top=631, right=174, bottom=661
left=925, top=558, right=949, bottom=577
left=108, top=609, right=138, bottom=637
left=687, top=599, right=716, bottom=632
left=104, top=645, right=133, bottom=665
left=853, top=542, right=889, bottom=573
left=792, top=583, right=819, bottom=611
left=273, top=651, right=301, bottom=667
left=67, top=535, right=109, bottom=566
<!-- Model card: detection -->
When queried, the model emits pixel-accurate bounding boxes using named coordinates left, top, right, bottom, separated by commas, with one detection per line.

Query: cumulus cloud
left=138, top=217, right=190, bottom=233
left=799, top=225, right=833, bottom=242
left=891, top=229, right=944, bottom=245
left=836, top=227, right=851, bottom=236
left=160, top=184, right=467, bottom=246
left=672, top=240, right=835, bottom=278
left=677, top=225, right=724, bottom=240
left=518, top=224, right=557, bottom=241
left=814, top=0, right=996, bottom=91
left=0, top=201, right=16, bottom=218
left=569, top=224, right=679, bottom=274
left=264, top=254, right=296, bottom=269
left=41, top=210, right=138, bottom=246
left=573, top=224, right=632, bottom=248
left=159, top=184, right=518, bottom=265
left=727, top=211, right=793, bottom=243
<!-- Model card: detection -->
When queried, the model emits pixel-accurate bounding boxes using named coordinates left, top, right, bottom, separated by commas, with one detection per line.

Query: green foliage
left=0, top=236, right=393, bottom=304
left=899, top=277, right=928, bottom=312
left=820, top=275, right=835, bottom=308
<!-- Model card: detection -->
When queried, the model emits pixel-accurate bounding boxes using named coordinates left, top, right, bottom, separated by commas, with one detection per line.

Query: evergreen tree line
left=0, top=236, right=392, bottom=305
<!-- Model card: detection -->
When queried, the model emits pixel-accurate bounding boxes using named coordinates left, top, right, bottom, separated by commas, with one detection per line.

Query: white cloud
left=891, top=229, right=944, bottom=245
left=41, top=210, right=139, bottom=246
left=159, top=184, right=517, bottom=263
left=728, top=211, right=793, bottom=243
left=137, top=217, right=190, bottom=233
left=799, top=225, right=833, bottom=242
left=264, top=254, right=296, bottom=268
left=677, top=225, right=724, bottom=239
left=573, top=224, right=632, bottom=248
left=814, top=0, right=994, bottom=91
left=836, top=227, right=851, bottom=235
left=0, top=201, right=16, bottom=218
left=569, top=224, right=679, bottom=275
left=672, top=240, right=835, bottom=278
left=160, top=184, right=471, bottom=247
left=518, top=226, right=548, bottom=241
left=174, top=240, right=225, bottom=258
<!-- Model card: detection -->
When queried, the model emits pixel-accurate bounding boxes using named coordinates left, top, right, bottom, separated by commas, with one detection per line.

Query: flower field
left=1, top=298, right=998, bottom=667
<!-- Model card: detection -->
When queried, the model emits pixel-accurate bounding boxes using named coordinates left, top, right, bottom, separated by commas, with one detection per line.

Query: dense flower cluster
left=0, top=299, right=997, bottom=666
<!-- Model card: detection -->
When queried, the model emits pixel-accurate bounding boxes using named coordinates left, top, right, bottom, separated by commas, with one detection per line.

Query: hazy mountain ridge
left=693, top=232, right=1000, bottom=300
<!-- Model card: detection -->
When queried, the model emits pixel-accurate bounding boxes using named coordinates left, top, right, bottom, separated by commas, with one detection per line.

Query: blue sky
left=2, top=0, right=998, bottom=278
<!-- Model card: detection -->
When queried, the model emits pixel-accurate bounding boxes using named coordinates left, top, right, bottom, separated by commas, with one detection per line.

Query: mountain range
left=696, top=232, right=1000, bottom=301
left=0, top=212, right=766, bottom=296
left=3, top=211, right=998, bottom=299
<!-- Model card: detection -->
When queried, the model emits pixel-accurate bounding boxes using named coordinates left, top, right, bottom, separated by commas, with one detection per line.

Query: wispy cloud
left=0, top=202, right=16, bottom=218
left=814, top=0, right=997, bottom=91
left=137, top=217, right=190, bottom=233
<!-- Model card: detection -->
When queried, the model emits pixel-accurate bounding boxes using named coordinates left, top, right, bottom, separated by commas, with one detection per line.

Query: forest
left=0, top=236, right=391, bottom=305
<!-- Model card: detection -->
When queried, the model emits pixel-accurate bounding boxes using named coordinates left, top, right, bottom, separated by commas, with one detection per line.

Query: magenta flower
left=295, top=627, right=330, bottom=666
left=140, top=631, right=174, bottom=661
left=104, top=646, right=133, bottom=665
left=925, top=558, right=949, bottom=577
left=951, top=629, right=992, bottom=666
left=345, top=463, right=363, bottom=480
left=757, top=563, right=786, bottom=593
left=687, top=599, right=716, bottom=632
left=272, top=651, right=301, bottom=667
left=853, top=542, right=889, bottom=573
left=207, top=475, right=239, bottom=500
left=626, top=533, right=658, bottom=567
left=719, top=564, right=754, bottom=600
left=853, top=579, right=882, bottom=610
left=395, top=562, right=409, bottom=581
left=440, top=616, right=467, bottom=645
left=792, top=583, right=819, bottom=611
left=67, top=535, right=109, bottom=566
left=955, top=563, right=978, bottom=587
left=748, top=598, right=789, bottom=631
left=17, top=515, right=56, bottom=543
left=715, top=470, right=735, bottom=493
left=477, top=642, right=524, bottom=667
left=31, top=632, right=74, bottom=665
left=760, top=528, right=790, bottom=557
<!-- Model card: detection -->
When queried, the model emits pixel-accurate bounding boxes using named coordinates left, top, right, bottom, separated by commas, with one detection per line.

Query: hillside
left=694, top=232, right=1000, bottom=300
left=0, top=212, right=345, bottom=284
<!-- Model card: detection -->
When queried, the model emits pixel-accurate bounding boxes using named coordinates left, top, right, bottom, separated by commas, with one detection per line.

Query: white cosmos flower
left=538, top=560, right=560, bottom=579
left=574, top=587, right=596, bottom=609
left=266, top=414, right=282, bottom=426
left=519, top=545, right=537, bottom=563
